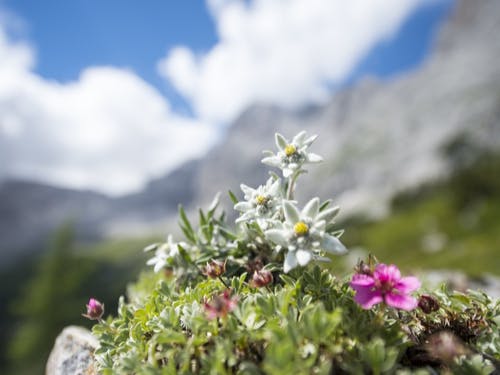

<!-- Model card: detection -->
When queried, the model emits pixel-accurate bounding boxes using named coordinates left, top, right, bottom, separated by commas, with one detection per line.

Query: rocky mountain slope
left=190, top=0, right=500, bottom=217
left=1, top=0, right=499, bottom=265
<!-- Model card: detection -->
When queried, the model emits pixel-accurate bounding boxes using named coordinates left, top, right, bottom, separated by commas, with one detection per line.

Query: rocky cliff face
left=1, top=0, right=499, bottom=263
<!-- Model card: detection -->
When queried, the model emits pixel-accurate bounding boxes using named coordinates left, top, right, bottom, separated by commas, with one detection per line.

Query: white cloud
left=159, top=0, right=429, bottom=124
left=0, top=0, right=438, bottom=195
left=0, top=26, right=218, bottom=195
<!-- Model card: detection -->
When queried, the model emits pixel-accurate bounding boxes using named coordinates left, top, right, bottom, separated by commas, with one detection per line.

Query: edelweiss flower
left=350, top=263, right=421, bottom=310
left=144, top=234, right=183, bottom=273
left=234, top=177, right=282, bottom=229
left=261, top=131, right=323, bottom=178
left=265, top=198, right=347, bottom=272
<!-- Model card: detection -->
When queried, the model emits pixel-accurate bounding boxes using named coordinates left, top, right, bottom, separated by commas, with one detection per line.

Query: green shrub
left=90, top=132, right=499, bottom=374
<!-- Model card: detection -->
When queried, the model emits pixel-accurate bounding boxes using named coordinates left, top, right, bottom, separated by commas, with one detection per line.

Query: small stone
left=46, top=326, right=98, bottom=375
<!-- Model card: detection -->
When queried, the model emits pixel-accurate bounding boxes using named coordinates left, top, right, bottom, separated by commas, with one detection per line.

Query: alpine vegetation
left=88, top=131, right=499, bottom=374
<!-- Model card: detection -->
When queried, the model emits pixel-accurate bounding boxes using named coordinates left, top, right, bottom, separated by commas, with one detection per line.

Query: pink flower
left=350, top=263, right=420, bottom=310
left=202, top=259, right=226, bottom=279
left=203, top=290, right=238, bottom=319
left=251, top=269, right=273, bottom=288
left=82, top=298, right=104, bottom=320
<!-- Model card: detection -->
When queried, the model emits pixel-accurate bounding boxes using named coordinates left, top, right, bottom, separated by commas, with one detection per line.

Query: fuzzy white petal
left=284, top=251, right=298, bottom=273
left=283, top=200, right=300, bottom=224
left=234, top=202, right=253, bottom=212
left=316, top=206, right=340, bottom=222
left=303, top=134, right=318, bottom=147
left=275, top=133, right=288, bottom=149
left=269, top=178, right=281, bottom=195
left=237, top=211, right=254, bottom=222
left=240, top=184, right=255, bottom=196
left=153, top=260, right=166, bottom=273
left=265, top=229, right=289, bottom=247
left=292, top=131, right=307, bottom=145
left=261, top=156, right=282, bottom=168
left=296, top=249, right=312, bottom=266
left=144, top=243, right=159, bottom=252
left=307, top=153, right=323, bottom=163
left=302, top=197, right=320, bottom=219
left=322, top=234, right=347, bottom=254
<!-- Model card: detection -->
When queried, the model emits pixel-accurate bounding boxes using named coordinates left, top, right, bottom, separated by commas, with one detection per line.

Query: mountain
left=0, top=159, right=201, bottom=266
left=188, top=0, right=500, bottom=217
left=0, top=180, right=112, bottom=261
left=1, top=0, right=499, bottom=265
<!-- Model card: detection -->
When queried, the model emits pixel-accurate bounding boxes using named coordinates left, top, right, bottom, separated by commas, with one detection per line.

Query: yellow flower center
left=255, top=195, right=268, bottom=205
left=284, top=144, right=297, bottom=157
left=294, top=221, right=309, bottom=236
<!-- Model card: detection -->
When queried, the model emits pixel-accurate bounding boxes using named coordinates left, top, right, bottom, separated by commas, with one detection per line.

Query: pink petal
left=396, top=276, right=421, bottom=293
left=385, top=293, right=418, bottom=311
left=353, top=287, right=383, bottom=309
left=375, top=264, right=401, bottom=283
left=350, top=274, right=375, bottom=287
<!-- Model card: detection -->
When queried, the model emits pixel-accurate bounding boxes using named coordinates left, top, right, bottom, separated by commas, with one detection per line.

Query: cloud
left=0, top=25, right=218, bottom=195
left=0, top=0, right=440, bottom=195
left=158, top=0, right=429, bottom=124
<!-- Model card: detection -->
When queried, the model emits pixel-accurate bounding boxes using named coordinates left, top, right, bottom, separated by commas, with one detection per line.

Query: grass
left=338, top=153, right=500, bottom=277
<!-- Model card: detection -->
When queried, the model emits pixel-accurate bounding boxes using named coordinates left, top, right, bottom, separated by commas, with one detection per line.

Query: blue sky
left=0, top=0, right=453, bottom=194
left=3, top=0, right=452, bottom=113
left=1, top=0, right=218, bottom=114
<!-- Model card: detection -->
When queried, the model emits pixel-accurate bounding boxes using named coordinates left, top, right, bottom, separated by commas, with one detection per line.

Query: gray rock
left=46, top=326, right=98, bottom=375
left=422, top=271, right=500, bottom=300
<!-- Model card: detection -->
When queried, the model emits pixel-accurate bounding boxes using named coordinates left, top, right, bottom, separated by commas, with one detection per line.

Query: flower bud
left=425, top=331, right=468, bottom=364
left=203, top=289, right=238, bottom=319
left=202, top=260, right=226, bottom=278
left=418, top=294, right=440, bottom=313
left=245, top=258, right=264, bottom=274
left=354, top=260, right=373, bottom=276
left=83, top=298, right=104, bottom=321
left=251, top=269, right=273, bottom=288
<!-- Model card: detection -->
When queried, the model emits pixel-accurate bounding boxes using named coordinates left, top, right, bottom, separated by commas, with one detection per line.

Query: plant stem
left=218, top=275, right=230, bottom=289
left=286, top=172, right=299, bottom=200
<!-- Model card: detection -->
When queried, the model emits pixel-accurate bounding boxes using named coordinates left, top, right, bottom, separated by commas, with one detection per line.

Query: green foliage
left=93, top=268, right=499, bottom=374
left=339, top=151, right=500, bottom=276
left=91, top=133, right=499, bottom=374
left=2, top=226, right=153, bottom=375
left=7, top=224, right=91, bottom=373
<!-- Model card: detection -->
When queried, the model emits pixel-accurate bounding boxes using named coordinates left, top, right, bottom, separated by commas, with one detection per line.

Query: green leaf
left=178, top=244, right=192, bottom=263
left=156, top=330, right=187, bottom=345
left=319, top=199, right=332, bottom=212
left=228, top=190, right=239, bottom=205
left=178, top=205, right=193, bottom=233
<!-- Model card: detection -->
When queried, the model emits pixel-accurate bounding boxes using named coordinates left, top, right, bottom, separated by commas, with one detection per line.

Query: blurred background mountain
left=0, top=0, right=499, bottom=373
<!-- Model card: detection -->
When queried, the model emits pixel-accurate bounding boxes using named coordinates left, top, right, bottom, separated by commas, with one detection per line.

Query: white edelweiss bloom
left=261, top=131, right=323, bottom=178
left=265, top=198, right=347, bottom=273
left=234, top=177, right=283, bottom=229
left=145, top=234, right=184, bottom=273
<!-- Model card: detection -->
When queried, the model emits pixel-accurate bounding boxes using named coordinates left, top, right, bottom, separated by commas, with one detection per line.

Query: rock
left=422, top=270, right=500, bottom=300
left=46, top=326, right=98, bottom=375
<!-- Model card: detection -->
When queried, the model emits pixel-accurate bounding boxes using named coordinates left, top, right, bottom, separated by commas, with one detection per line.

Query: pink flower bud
left=82, top=298, right=104, bottom=321
left=203, top=289, right=238, bottom=319
left=418, top=294, right=440, bottom=314
left=202, top=260, right=226, bottom=279
left=251, top=269, right=273, bottom=288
